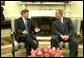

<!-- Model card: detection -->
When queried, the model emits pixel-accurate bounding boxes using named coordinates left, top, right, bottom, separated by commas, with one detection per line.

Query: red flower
left=30, top=53, right=36, bottom=57
left=51, top=50, right=56, bottom=55
left=30, top=47, right=62, bottom=57
left=56, top=49, right=62, bottom=54
left=43, top=47, right=49, bottom=53
left=55, top=50, right=62, bottom=57
left=48, top=49, right=53, bottom=54
left=44, top=53, right=50, bottom=57
left=37, top=50, right=43, bottom=56
left=37, top=47, right=42, bottom=51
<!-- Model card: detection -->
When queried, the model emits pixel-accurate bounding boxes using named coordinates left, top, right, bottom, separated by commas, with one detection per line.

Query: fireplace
left=31, top=16, right=55, bottom=36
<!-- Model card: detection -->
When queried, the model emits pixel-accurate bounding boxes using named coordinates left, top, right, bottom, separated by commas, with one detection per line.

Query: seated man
left=51, top=9, right=78, bottom=57
left=15, top=9, right=40, bottom=57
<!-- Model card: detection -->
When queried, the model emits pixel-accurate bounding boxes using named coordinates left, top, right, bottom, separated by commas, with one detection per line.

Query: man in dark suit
left=15, top=9, right=40, bottom=57
left=51, top=9, right=78, bottom=57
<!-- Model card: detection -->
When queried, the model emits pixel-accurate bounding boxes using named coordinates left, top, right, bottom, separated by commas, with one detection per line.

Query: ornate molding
left=18, top=1, right=71, bottom=5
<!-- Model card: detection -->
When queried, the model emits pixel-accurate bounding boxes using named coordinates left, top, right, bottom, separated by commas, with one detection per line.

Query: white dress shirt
left=22, top=17, right=26, bottom=24
left=60, top=17, right=63, bottom=23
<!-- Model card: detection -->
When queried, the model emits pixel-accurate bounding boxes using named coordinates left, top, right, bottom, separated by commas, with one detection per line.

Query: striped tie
left=59, top=20, right=64, bottom=30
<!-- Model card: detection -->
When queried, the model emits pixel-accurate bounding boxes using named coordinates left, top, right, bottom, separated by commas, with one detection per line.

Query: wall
left=2, top=1, right=83, bottom=20
left=3, top=1, right=20, bottom=20
left=70, top=1, right=83, bottom=18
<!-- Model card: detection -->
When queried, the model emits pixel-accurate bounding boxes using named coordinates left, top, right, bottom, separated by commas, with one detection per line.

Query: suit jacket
left=52, top=17, right=75, bottom=37
left=15, top=17, right=37, bottom=42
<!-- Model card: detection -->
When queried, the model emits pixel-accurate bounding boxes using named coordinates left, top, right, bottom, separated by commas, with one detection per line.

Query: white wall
left=70, top=1, right=83, bottom=18
left=3, top=1, right=20, bottom=20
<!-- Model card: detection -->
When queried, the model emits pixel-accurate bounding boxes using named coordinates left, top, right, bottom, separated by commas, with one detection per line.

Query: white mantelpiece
left=18, top=1, right=71, bottom=5
left=18, top=1, right=71, bottom=17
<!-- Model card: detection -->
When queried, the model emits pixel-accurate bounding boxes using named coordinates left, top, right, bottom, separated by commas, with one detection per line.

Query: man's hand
left=23, top=30, right=28, bottom=34
left=64, top=35, right=69, bottom=41
left=60, top=35, right=65, bottom=40
left=60, top=35, right=69, bottom=41
left=35, top=27, right=40, bottom=32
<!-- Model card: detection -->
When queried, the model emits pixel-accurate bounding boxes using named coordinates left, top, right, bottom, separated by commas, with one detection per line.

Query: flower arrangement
left=30, top=46, right=62, bottom=57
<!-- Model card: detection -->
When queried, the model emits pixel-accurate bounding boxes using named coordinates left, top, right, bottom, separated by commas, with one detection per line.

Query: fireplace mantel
left=18, top=1, right=71, bottom=5
left=18, top=1, right=71, bottom=17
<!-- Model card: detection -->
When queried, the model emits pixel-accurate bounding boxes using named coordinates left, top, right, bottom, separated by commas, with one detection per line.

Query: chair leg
left=11, top=35, right=15, bottom=57
left=12, top=50, right=15, bottom=57
left=26, top=51, right=28, bottom=57
left=12, top=40, right=15, bottom=57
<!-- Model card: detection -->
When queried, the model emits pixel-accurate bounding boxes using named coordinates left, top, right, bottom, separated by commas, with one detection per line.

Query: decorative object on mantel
left=1, top=6, right=5, bottom=21
left=20, top=1, right=70, bottom=3
left=1, top=1, right=5, bottom=5
left=65, top=9, right=70, bottom=17
left=19, top=1, right=71, bottom=5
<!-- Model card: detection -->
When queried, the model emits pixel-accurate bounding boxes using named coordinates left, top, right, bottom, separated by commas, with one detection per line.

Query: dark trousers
left=20, top=34, right=38, bottom=56
left=51, top=35, right=78, bottom=57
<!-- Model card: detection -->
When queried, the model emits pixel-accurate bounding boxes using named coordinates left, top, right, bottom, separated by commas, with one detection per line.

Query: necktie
left=24, top=19, right=29, bottom=32
left=59, top=20, right=64, bottom=30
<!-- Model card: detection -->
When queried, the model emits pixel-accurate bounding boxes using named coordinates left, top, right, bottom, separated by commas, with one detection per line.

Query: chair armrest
left=10, top=30, right=14, bottom=36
